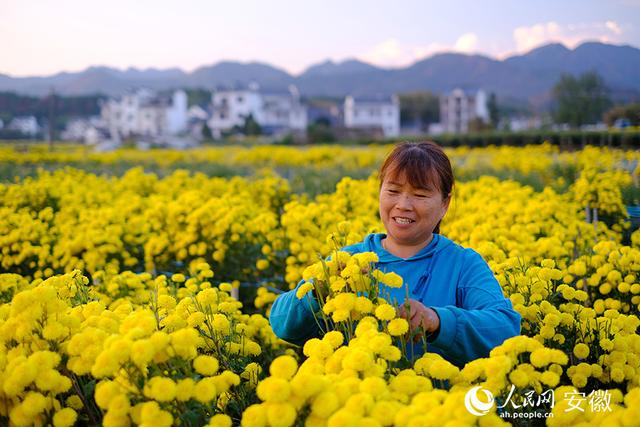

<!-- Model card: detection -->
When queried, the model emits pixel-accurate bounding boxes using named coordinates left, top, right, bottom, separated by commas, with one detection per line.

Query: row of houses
left=61, top=85, right=406, bottom=145
left=51, top=86, right=492, bottom=145
left=0, top=116, right=41, bottom=136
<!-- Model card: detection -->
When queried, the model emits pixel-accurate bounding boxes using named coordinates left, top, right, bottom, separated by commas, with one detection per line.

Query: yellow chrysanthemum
left=270, top=355, right=298, bottom=380
left=387, top=318, right=409, bottom=336
left=194, top=355, right=220, bottom=376
left=375, top=304, right=396, bottom=321
left=296, top=282, right=314, bottom=299
left=573, top=343, right=590, bottom=360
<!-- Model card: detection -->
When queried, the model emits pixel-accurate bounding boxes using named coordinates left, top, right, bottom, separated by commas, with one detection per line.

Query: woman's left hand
left=397, top=299, right=440, bottom=341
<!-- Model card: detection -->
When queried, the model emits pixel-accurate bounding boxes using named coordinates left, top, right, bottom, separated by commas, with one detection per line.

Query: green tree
left=185, top=88, right=212, bottom=107
left=201, top=122, right=213, bottom=140
left=487, top=92, right=499, bottom=129
left=399, top=92, right=439, bottom=131
left=552, top=71, right=611, bottom=128
left=604, top=103, right=640, bottom=127
left=307, top=118, right=336, bottom=144
left=468, top=117, right=492, bottom=133
left=242, top=114, right=262, bottom=136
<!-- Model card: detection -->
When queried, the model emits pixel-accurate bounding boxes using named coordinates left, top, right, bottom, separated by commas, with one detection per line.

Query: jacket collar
left=364, top=233, right=452, bottom=263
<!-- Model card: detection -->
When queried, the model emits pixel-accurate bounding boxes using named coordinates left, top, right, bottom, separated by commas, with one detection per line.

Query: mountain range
left=1, top=42, right=638, bottom=107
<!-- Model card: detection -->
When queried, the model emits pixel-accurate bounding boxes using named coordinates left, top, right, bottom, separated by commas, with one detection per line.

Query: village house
left=60, top=116, right=106, bottom=144
left=439, top=88, right=489, bottom=134
left=185, top=105, right=211, bottom=139
left=99, top=88, right=188, bottom=139
left=207, top=83, right=307, bottom=138
left=7, top=116, right=40, bottom=137
left=343, top=95, right=400, bottom=138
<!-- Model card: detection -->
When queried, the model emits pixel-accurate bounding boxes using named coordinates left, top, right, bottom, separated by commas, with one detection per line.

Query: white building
left=165, top=90, right=188, bottom=135
left=184, top=105, right=211, bottom=139
left=261, top=88, right=307, bottom=135
left=343, top=95, right=400, bottom=138
left=209, top=85, right=262, bottom=135
left=137, top=101, right=165, bottom=137
left=208, top=84, right=307, bottom=137
left=100, top=89, right=189, bottom=139
left=101, top=88, right=151, bottom=137
left=61, top=116, right=106, bottom=144
left=439, top=88, right=489, bottom=134
left=8, top=116, right=40, bottom=136
left=84, top=127, right=106, bottom=145
left=188, top=105, right=209, bottom=122
left=504, top=116, right=543, bottom=132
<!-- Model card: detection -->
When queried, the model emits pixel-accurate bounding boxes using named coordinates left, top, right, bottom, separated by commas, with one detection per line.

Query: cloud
left=454, top=33, right=479, bottom=53
left=512, top=20, right=624, bottom=53
left=361, top=39, right=407, bottom=66
left=356, top=20, right=627, bottom=68
left=605, top=20, right=622, bottom=35
left=357, top=38, right=438, bottom=68
left=357, top=33, right=480, bottom=68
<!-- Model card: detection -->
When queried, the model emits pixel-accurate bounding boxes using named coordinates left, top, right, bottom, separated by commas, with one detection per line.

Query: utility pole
left=48, top=87, right=55, bottom=150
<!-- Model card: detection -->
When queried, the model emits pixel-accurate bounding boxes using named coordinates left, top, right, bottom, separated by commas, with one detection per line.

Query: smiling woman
left=378, top=141, right=452, bottom=259
left=270, top=141, right=522, bottom=366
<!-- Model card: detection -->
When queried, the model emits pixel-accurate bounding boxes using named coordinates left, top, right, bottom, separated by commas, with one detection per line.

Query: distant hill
left=0, top=42, right=638, bottom=108
left=187, top=61, right=294, bottom=90
left=505, top=42, right=640, bottom=89
left=300, top=59, right=384, bottom=77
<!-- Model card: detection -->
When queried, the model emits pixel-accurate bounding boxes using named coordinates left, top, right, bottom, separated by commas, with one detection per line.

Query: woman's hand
left=397, top=299, right=440, bottom=341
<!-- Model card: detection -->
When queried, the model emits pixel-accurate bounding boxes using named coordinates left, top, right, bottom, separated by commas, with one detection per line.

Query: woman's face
left=379, top=171, right=450, bottom=248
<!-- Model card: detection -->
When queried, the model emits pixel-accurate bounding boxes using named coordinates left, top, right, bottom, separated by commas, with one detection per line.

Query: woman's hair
left=379, top=141, right=454, bottom=234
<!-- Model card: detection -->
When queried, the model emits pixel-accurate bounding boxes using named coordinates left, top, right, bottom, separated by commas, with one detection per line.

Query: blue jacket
left=269, top=233, right=522, bottom=366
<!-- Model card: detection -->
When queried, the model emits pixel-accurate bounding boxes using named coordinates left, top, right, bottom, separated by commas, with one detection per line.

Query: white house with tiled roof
left=208, top=83, right=307, bottom=137
left=100, top=88, right=188, bottom=138
left=343, top=95, right=400, bottom=137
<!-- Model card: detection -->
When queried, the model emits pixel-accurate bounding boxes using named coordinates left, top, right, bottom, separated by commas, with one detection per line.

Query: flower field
left=1, top=143, right=640, bottom=426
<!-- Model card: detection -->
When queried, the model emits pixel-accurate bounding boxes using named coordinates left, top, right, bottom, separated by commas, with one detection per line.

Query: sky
left=1, top=0, right=639, bottom=77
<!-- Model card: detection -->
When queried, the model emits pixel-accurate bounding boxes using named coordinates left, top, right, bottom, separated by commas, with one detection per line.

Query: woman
left=269, top=141, right=521, bottom=367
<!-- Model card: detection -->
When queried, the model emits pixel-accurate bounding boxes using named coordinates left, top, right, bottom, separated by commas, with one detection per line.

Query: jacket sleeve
left=269, top=281, right=323, bottom=346
left=269, top=241, right=369, bottom=346
left=429, top=249, right=522, bottom=366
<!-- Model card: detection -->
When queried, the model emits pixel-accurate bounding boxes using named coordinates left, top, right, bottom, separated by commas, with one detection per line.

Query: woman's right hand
left=397, top=299, right=440, bottom=342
